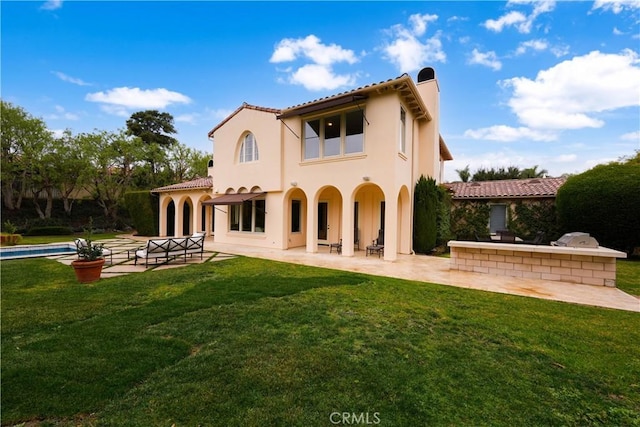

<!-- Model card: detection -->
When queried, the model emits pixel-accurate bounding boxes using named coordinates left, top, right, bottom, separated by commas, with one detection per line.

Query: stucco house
left=154, top=67, right=453, bottom=261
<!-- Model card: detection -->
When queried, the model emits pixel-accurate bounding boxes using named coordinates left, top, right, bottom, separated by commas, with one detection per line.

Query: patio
left=47, top=236, right=639, bottom=312
left=51, top=237, right=236, bottom=278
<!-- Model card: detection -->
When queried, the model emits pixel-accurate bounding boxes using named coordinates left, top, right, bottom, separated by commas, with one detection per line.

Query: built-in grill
left=551, top=232, right=599, bottom=248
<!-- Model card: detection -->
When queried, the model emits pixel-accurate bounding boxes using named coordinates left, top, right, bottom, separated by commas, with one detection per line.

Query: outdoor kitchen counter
left=448, top=241, right=627, bottom=287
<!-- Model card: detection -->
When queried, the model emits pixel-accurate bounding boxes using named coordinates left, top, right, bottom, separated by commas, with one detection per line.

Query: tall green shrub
left=413, top=175, right=438, bottom=254
left=124, top=191, right=159, bottom=236
left=436, top=185, right=453, bottom=247
left=556, top=159, right=640, bottom=253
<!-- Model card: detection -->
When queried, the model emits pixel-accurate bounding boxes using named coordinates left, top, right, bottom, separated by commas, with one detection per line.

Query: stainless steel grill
left=551, top=232, right=599, bottom=248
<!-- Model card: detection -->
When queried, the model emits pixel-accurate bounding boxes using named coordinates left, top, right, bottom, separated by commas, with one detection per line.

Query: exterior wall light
left=362, top=176, right=370, bottom=182
left=291, top=181, right=298, bottom=187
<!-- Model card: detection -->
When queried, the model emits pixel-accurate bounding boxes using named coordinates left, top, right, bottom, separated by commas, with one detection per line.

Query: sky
left=2, top=0, right=639, bottom=182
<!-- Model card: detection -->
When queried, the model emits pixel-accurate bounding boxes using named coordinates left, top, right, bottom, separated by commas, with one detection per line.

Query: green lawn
left=2, top=256, right=639, bottom=426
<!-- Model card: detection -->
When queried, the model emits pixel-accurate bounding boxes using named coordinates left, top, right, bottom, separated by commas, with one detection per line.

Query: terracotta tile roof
left=152, top=176, right=213, bottom=193
left=281, top=74, right=410, bottom=112
left=208, top=103, right=281, bottom=137
left=446, top=177, right=566, bottom=200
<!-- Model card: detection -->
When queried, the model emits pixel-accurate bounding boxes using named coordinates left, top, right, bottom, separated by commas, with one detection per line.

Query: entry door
left=318, top=202, right=328, bottom=242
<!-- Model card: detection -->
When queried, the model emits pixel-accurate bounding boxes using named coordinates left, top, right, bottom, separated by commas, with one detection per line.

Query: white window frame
left=240, top=133, right=259, bottom=163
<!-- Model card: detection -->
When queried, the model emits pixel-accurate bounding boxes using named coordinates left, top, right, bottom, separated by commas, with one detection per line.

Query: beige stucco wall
left=203, top=73, right=445, bottom=260
left=158, top=190, right=213, bottom=237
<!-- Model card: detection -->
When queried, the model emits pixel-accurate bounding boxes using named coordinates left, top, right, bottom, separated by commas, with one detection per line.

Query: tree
left=0, top=100, right=51, bottom=210
left=51, top=130, right=90, bottom=216
left=519, top=165, right=548, bottom=179
left=126, top=110, right=178, bottom=186
left=456, top=165, right=471, bottom=182
left=472, top=166, right=521, bottom=181
left=125, top=110, right=178, bottom=147
left=78, top=129, right=145, bottom=225
left=556, top=157, right=640, bottom=253
left=413, top=175, right=438, bottom=254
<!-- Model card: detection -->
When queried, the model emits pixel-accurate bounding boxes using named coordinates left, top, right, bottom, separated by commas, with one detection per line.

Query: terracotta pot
left=71, top=258, right=105, bottom=283
left=0, top=234, right=21, bottom=246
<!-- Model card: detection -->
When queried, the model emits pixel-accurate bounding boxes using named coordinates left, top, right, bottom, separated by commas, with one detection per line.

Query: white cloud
left=52, top=71, right=91, bottom=86
left=50, top=129, right=66, bottom=138
left=85, top=87, right=192, bottom=115
left=270, top=35, right=359, bottom=91
left=484, top=11, right=528, bottom=33
left=40, top=0, right=62, bottom=11
left=288, top=64, right=356, bottom=91
left=515, top=39, right=548, bottom=55
left=468, top=49, right=502, bottom=71
left=550, top=44, right=570, bottom=58
left=463, top=125, right=557, bottom=142
left=382, top=14, right=446, bottom=73
left=484, top=0, right=556, bottom=34
left=592, top=0, right=640, bottom=14
left=502, top=49, right=640, bottom=130
left=621, top=130, right=640, bottom=141
left=555, top=154, right=578, bottom=163
left=175, top=114, right=198, bottom=125
left=45, top=105, right=79, bottom=121
left=408, top=13, right=439, bottom=37
left=270, top=35, right=357, bottom=66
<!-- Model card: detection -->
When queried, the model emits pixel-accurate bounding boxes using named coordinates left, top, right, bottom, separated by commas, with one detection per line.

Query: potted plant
left=1, top=220, right=22, bottom=246
left=71, top=219, right=106, bottom=283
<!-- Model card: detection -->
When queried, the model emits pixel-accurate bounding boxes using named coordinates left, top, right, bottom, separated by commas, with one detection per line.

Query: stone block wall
left=449, top=244, right=622, bottom=287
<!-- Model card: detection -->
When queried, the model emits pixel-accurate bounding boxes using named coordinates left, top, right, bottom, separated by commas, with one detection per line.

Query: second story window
left=240, top=133, right=259, bottom=163
left=399, top=107, right=406, bottom=154
left=303, top=110, right=364, bottom=160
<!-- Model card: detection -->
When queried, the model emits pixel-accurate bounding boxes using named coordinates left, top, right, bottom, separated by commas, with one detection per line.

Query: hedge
left=556, top=161, right=640, bottom=253
left=124, top=191, right=159, bottom=236
left=25, top=226, right=73, bottom=236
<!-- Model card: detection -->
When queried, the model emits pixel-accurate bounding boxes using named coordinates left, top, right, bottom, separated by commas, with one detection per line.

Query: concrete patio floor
left=51, top=236, right=639, bottom=313
left=201, top=240, right=639, bottom=313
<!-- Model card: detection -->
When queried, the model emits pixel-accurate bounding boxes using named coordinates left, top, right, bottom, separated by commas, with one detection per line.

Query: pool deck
left=48, top=235, right=639, bottom=313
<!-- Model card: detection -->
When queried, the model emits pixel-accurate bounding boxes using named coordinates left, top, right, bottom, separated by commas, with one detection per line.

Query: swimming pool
left=0, top=243, right=76, bottom=260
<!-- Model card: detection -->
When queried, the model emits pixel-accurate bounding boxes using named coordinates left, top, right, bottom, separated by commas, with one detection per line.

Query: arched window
left=240, top=133, right=259, bottom=163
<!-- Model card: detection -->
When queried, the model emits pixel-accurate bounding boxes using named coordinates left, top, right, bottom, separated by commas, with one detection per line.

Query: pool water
left=0, top=243, right=76, bottom=260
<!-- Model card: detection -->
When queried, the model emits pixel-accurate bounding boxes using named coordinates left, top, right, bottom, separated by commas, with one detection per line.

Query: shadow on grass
left=1, top=257, right=367, bottom=423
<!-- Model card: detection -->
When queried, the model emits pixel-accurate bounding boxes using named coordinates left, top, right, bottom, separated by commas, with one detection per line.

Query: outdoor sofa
left=133, top=233, right=205, bottom=266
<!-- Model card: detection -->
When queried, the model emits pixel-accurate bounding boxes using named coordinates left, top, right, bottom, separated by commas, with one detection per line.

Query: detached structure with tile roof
left=446, top=177, right=566, bottom=200
left=446, top=177, right=567, bottom=239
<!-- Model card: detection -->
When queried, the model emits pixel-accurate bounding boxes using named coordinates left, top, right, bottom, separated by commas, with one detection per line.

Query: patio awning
left=202, top=192, right=265, bottom=206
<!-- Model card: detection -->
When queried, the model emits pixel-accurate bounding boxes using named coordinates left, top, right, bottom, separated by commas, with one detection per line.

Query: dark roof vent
left=417, top=67, right=435, bottom=83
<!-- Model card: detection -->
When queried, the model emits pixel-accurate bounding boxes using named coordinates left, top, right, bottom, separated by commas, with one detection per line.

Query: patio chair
left=74, top=238, right=113, bottom=264
left=330, top=239, right=342, bottom=254
left=521, top=231, right=545, bottom=245
left=475, top=233, right=492, bottom=242
left=366, top=229, right=384, bottom=257
left=497, top=229, right=516, bottom=243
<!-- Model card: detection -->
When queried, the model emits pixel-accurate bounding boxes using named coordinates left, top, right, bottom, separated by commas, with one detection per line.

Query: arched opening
left=315, top=186, right=343, bottom=246
left=353, top=183, right=385, bottom=250
left=182, top=201, right=192, bottom=235
left=284, top=188, right=308, bottom=249
left=166, top=201, right=176, bottom=237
